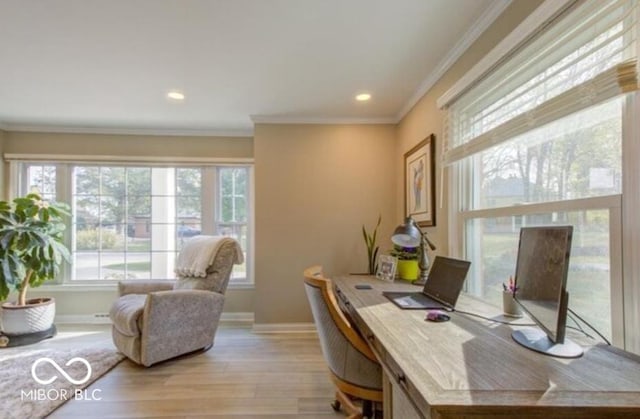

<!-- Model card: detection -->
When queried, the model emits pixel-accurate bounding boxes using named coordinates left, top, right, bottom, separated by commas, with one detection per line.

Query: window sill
left=32, top=282, right=255, bottom=292
left=33, top=284, right=118, bottom=292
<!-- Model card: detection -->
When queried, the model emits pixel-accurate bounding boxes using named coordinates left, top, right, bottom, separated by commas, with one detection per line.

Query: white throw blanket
left=175, top=235, right=244, bottom=278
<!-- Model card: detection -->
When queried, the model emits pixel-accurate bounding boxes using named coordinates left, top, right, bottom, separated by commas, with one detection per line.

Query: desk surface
left=333, top=275, right=640, bottom=418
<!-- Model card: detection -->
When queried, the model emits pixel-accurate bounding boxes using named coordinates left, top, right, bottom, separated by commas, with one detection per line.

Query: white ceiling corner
left=395, top=0, right=512, bottom=121
left=0, top=0, right=505, bottom=135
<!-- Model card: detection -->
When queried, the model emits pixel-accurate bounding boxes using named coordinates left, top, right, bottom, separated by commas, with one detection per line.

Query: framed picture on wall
left=404, top=134, right=435, bottom=227
left=376, top=254, right=397, bottom=282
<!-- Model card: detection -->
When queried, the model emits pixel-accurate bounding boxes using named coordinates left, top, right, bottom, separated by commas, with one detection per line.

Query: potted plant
left=0, top=193, right=71, bottom=335
left=362, top=215, right=381, bottom=275
left=391, top=244, right=419, bottom=281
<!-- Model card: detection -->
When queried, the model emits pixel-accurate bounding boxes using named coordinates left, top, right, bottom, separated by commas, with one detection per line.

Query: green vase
left=397, top=260, right=419, bottom=281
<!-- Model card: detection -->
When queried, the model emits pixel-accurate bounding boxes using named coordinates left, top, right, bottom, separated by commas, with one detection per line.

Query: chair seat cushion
left=110, top=294, right=147, bottom=337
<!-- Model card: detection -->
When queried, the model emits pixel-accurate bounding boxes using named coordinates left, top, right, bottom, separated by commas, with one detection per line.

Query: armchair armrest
left=118, top=280, right=175, bottom=297
left=139, top=290, right=225, bottom=366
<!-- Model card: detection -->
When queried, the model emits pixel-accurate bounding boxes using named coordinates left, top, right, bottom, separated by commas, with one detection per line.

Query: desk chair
left=303, top=266, right=383, bottom=419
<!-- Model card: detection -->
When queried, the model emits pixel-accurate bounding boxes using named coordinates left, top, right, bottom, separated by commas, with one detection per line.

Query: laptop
left=383, top=256, right=471, bottom=310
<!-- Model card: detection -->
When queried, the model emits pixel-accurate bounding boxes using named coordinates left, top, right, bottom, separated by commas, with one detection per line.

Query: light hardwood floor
left=48, top=325, right=345, bottom=418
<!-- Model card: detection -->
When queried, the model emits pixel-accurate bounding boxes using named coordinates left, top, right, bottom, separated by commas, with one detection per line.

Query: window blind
left=440, top=0, right=639, bottom=166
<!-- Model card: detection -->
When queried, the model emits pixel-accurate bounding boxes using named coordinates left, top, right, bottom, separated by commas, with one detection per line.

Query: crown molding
left=0, top=123, right=253, bottom=138
left=250, top=115, right=396, bottom=125
left=396, top=0, right=512, bottom=121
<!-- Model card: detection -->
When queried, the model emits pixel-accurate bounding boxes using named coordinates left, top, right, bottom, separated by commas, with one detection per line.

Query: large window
left=441, top=0, right=638, bottom=347
left=16, top=162, right=252, bottom=284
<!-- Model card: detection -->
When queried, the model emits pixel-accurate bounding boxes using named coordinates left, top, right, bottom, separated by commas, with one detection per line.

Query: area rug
left=0, top=346, right=124, bottom=419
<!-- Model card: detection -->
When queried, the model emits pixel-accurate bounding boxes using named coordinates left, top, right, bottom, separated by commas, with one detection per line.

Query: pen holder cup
left=502, top=291, right=522, bottom=318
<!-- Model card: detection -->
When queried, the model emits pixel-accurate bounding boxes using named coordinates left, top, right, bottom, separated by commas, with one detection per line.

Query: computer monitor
left=511, top=226, right=583, bottom=358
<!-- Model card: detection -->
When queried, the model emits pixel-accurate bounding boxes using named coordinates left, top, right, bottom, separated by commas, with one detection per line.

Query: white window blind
left=440, top=0, right=639, bottom=166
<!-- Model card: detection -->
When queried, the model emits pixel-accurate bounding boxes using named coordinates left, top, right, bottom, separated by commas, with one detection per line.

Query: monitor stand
left=512, top=328, right=583, bottom=359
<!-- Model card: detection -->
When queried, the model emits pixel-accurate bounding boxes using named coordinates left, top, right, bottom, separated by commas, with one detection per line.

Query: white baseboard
left=220, top=312, right=254, bottom=325
left=56, top=314, right=111, bottom=324
left=252, top=322, right=316, bottom=333
left=55, top=314, right=313, bottom=333
left=55, top=312, right=255, bottom=325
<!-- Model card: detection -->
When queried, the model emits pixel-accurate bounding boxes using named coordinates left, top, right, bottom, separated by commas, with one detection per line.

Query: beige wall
left=254, top=124, right=396, bottom=324
left=3, top=131, right=252, bottom=159
left=395, top=0, right=544, bottom=254
left=23, top=285, right=255, bottom=318
left=2, top=131, right=255, bottom=318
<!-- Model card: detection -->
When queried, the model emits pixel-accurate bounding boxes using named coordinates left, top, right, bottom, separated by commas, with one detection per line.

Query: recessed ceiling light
left=167, top=91, right=185, bottom=101
left=356, top=93, right=371, bottom=101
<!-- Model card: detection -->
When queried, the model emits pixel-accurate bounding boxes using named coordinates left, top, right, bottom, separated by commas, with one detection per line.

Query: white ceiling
left=0, top=0, right=507, bottom=136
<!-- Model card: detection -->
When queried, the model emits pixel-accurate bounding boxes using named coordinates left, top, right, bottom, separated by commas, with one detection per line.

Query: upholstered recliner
left=109, top=236, right=243, bottom=367
left=303, top=266, right=383, bottom=419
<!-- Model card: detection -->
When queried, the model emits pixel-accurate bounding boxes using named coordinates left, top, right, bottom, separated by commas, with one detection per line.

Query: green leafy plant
left=0, top=194, right=71, bottom=305
left=362, top=215, right=381, bottom=275
left=390, top=244, right=419, bottom=260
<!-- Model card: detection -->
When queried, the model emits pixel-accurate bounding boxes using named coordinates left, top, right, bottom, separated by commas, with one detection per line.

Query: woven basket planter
left=1, top=297, right=55, bottom=335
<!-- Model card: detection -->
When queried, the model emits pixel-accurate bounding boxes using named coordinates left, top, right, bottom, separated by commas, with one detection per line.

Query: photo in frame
left=376, top=254, right=397, bottom=282
left=404, top=134, right=436, bottom=227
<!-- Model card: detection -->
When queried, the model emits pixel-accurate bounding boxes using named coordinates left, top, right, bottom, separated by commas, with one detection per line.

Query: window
left=217, top=167, right=249, bottom=280
left=22, top=163, right=56, bottom=202
left=475, top=99, right=622, bottom=210
left=16, top=162, right=253, bottom=285
left=440, top=0, right=638, bottom=347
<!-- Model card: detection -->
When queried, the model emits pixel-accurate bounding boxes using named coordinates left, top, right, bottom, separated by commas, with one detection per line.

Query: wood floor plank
left=165, top=371, right=330, bottom=386
left=91, top=384, right=258, bottom=402
left=47, top=325, right=344, bottom=418
left=298, top=397, right=346, bottom=415
left=254, top=382, right=335, bottom=398
left=50, top=397, right=301, bottom=417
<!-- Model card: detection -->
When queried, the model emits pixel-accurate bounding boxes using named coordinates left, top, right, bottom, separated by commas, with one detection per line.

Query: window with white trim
left=15, top=161, right=253, bottom=285
left=440, top=0, right=638, bottom=347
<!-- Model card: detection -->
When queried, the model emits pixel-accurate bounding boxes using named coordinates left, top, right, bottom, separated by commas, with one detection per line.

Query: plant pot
left=1, top=297, right=55, bottom=335
left=397, top=260, right=419, bottom=281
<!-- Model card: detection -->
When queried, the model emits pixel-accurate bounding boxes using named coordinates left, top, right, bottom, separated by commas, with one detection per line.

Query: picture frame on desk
left=376, top=254, right=397, bottom=282
left=404, top=134, right=436, bottom=227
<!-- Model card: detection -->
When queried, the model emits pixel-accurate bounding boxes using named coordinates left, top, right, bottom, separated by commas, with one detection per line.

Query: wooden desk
left=333, top=275, right=640, bottom=419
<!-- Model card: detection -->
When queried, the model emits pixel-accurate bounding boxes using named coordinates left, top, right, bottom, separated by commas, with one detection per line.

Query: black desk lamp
left=391, top=217, right=436, bottom=285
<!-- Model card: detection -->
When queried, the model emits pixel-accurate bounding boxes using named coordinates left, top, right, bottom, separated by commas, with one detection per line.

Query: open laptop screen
left=423, top=256, right=471, bottom=307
